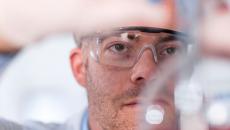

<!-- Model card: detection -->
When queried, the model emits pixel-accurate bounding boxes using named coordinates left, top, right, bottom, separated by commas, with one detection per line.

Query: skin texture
left=70, top=32, right=178, bottom=130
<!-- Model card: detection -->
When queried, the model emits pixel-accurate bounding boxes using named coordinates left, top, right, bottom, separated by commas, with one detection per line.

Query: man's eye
left=160, top=47, right=178, bottom=56
left=165, top=47, right=176, bottom=55
left=109, top=43, right=128, bottom=53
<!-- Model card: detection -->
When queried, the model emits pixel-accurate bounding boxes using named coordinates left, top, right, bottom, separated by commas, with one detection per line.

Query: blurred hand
left=0, top=0, right=172, bottom=46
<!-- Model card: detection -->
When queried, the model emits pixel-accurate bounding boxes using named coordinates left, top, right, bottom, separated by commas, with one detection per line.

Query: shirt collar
left=0, top=53, right=17, bottom=76
left=81, top=110, right=89, bottom=130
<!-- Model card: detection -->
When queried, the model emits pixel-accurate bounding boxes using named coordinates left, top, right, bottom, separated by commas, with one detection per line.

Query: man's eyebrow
left=98, top=32, right=121, bottom=42
left=157, top=35, right=180, bottom=43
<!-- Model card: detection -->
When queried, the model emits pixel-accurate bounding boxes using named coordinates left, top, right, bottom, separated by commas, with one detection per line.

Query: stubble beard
left=86, top=68, right=140, bottom=130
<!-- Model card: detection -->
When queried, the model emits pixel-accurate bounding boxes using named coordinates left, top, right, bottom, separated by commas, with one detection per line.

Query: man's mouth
left=122, top=98, right=143, bottom=110
left=124, top=100, right=140, bottom=107
left=123, top=96, right=172, bottom=109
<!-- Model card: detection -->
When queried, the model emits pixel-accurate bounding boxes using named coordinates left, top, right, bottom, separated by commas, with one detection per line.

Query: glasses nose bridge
left=137, top=44, right=158, bottom=64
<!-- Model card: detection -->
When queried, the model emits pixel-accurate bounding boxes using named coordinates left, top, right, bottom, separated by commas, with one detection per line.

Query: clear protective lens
left=92, top=29, right=188, bottom=68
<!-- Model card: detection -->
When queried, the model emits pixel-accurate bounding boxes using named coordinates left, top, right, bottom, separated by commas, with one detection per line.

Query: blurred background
left=0, top=33, right=87, bottom=123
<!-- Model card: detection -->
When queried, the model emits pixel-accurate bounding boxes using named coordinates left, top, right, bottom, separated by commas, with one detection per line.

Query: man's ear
left=70, top=48, right=87, bottom=87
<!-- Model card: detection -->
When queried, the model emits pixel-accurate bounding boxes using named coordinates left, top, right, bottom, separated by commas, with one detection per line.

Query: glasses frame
left=84, top=26, right=189, bottom=69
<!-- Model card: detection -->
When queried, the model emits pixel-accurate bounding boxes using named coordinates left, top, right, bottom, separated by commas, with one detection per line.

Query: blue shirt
left=0, top=53, right=16, bottom=75
left=81, top=110, right=89, bottom=130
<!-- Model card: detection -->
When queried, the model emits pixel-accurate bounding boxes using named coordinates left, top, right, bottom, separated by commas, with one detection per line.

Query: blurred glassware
left=138, top=0, right=230, bottom=130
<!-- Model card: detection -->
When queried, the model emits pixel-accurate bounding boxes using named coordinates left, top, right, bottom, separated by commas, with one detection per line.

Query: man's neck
left=88, top=113, right=104, bottom=130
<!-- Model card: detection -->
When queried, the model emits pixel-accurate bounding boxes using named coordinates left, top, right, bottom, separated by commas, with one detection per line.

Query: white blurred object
left=0, top=0, right=170, bottom=45
left=145, top=105, right=164, bottom=125
left=206, top=101, right=229, bottom=126
left=175, top=79, right=203, bottom=115
left=184, top=57, right=230, bottom=127
left=0, top=33, right=87, bottom=123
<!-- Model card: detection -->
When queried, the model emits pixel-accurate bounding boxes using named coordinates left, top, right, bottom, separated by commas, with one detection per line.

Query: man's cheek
left=101, top=70, right=130, bottom=89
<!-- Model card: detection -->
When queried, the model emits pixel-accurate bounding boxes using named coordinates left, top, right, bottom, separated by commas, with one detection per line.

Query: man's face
left=72, top=27, right=184, bottom=130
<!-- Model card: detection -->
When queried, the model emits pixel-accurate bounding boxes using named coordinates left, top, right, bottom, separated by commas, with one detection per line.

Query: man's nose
left=131, top=49, right=158, bottom=84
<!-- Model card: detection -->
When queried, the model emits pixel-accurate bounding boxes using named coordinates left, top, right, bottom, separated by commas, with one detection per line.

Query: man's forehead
left=76, top=27, right=185, bottom=48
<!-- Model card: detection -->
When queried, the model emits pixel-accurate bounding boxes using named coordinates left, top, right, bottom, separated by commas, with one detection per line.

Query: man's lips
left=122, top=98, right=142, bottom=109
left=124, top=101, right=139, bottom=107
left=151, top=98, right=171, bottom=107
left=123, top=97, right=172, bottom=108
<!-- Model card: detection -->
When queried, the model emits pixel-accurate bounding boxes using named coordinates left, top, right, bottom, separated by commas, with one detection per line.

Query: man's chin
left=115, top=105, right=143, bottom=130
